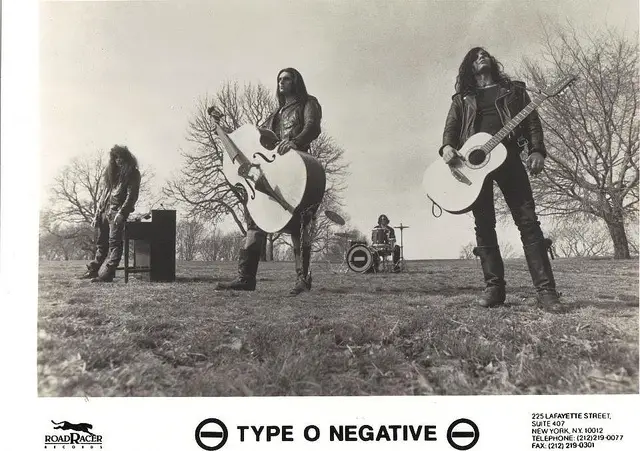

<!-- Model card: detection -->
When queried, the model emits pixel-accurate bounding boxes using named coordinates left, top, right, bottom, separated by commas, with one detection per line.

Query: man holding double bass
left=213, top=67, right=323, bottom=295
left=439, top=47, right=561, bottom=310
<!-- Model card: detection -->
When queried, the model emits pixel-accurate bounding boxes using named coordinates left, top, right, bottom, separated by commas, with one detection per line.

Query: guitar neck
left=213, top=122, right=251, bottom=166
left=483, top=93, right=546, bottom=152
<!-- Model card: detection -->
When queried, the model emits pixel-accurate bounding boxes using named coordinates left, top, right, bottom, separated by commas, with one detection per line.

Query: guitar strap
left=431, top=201, right=443, bottom=218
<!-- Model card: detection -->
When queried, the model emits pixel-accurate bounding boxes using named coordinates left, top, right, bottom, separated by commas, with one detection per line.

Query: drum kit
left=324, top=210, right=409, bottom=274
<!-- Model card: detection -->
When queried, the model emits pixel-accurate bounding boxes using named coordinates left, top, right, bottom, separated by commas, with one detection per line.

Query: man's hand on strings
left=527, top=152, right=545, bottom=175
left=442, top=145, right=464, bottom=166
left=277, top=139, right=298, bottom=155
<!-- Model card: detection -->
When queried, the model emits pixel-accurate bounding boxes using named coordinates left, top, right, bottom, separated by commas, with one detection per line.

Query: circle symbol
left=195, top=418, right=228, bottom=451
left=346, top=244, right=374, bottom=273
left=447, top=418, right=479, bottom=450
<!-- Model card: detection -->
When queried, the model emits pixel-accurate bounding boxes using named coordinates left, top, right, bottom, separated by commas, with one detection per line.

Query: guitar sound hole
left=468, top=148, right=487, bottom=165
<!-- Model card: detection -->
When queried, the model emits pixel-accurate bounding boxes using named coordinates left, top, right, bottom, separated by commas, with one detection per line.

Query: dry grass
left=38, top=258, right=638, bottom=396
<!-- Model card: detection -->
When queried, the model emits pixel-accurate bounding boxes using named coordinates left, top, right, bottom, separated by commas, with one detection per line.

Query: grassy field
left=38, top=257, right=638, bottom=396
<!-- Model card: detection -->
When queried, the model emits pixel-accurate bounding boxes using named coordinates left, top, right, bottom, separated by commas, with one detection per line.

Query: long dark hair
left=104, top=145, right=138, bottom=189
left=455, top=47, right=510, bottom=95
left=276, top=67, right=309, bottom=106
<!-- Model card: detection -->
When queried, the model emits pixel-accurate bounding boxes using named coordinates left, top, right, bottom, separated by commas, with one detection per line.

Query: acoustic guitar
left=423, top=75, right=576, bottom=214
left=209, top=110, right=326, bottom=233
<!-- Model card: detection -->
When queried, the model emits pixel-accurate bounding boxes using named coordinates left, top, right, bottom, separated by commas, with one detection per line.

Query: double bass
left=209, top=109, right=326, bottom=233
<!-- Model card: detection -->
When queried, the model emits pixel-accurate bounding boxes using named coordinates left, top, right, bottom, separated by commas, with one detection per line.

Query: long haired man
left=439, top=47, right=561, bottom=310
left=215, top=67, right=323, bottom=295
left=79, top=145, right=141, bottom=282
left=372, top=214, right=401, bottom=272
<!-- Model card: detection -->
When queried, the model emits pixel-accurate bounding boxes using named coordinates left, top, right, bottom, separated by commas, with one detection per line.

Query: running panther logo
left=51, top=420, right=94, bottom=433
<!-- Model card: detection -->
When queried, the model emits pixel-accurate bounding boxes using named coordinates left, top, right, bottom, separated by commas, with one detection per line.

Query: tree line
left=40, top=24, right=638, bottom=261
left=40, top=80, right=351, bottom=262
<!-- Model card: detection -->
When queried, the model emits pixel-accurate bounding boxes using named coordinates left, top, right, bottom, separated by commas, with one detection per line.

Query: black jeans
left=472, top=152, right=544, bottom=247
left=88, top=210, right=125, bottom=272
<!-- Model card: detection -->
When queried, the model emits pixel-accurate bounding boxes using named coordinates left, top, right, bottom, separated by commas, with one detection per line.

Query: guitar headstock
left=542, top=74, right=577, bottom=97
left=207, top=106, right=224, bottom=123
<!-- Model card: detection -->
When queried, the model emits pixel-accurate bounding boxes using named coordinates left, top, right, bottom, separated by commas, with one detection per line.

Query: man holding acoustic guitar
left=437, top=47, right=562, bottom=310
left=213, top=67, right=323, bottom=295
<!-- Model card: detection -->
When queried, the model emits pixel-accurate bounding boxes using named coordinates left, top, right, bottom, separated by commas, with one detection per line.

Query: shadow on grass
left=572, top=299, right=639, bottom=311
left=175, top=276, right=276, bottom=283
left=503, top=295, right=639, bottom=314
left=315, top=285, right=480, bottom=297
left=175, top=276, right=220, bottom=283
left=597, top=293, right=639, bottom=303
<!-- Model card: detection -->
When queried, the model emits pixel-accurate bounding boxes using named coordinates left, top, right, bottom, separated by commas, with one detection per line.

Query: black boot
left=78, top=264, right=99, bottom=280
left=290, top=245, right=312, bottom=295
left=91, top=265, right=116, bottom=283
left=523, top=240, right=561, bottom=310
left=216, top=248, right=260, bottom=291
left=474, top=245, right=506, bottom=307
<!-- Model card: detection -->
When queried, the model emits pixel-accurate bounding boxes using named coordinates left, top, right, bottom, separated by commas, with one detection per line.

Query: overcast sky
left=39, top=0, right=638, bottom=259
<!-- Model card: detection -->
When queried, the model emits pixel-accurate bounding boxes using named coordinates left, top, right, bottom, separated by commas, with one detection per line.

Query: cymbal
left=325, top=210, right=346, bottom=226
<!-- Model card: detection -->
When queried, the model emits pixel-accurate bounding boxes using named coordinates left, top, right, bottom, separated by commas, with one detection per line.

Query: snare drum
left=371, top=227, right=389, bottom=246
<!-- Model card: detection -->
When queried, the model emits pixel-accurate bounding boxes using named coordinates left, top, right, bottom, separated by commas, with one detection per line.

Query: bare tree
left=39, top=211, right=95, bottom=261
left=547, top=219, right=613, bottom=257
left=47, top=151, right=106, bottom=225
left=164, top=81, right=349, bottom=260
left=273, top=239, right=295, bottom=262
left=459, top=239, right=519, bottom=259
left=165, top=83, right=275, bottom=234
left=322, top=226, right=368, bottom=262
left=459, top=242, right=476, bottom=260
left=216, top=231, right=245, bottom=262
left=199, top=229, right=220, bottom=262
left=39, top=227, right=93, bottom=261
left=500, top=240, right=519, bottom=259
left=45, top=150, right=156, bottom=229
left=41, top=150, right=157, bottom=260
left=176, top=219, right=206, bottom=261
left=516, top=24, right=639, bottom=259
left=628, top=235, right=639, bottom=257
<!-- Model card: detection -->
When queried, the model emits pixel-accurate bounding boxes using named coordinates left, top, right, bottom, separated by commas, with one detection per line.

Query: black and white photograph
left=1, top=0, right=639, bottom=449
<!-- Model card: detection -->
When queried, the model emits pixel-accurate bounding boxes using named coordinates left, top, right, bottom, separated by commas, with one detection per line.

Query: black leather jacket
left=439, top=79, right=546, bottom=158
left=260, top=95, right=322, bottom=152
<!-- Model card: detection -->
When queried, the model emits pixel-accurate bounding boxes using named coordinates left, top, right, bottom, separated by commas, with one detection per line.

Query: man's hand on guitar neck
left=527, top=152, right=545, bottom=175
left=441, top=145, right=464, bottom=166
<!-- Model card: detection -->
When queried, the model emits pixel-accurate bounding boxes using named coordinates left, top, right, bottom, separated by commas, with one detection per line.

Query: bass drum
left=346, top=244, right=374, bottom=274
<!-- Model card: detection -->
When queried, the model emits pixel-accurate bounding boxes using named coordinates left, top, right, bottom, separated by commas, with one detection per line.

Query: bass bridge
left=238, top=163, right=295, bottom=214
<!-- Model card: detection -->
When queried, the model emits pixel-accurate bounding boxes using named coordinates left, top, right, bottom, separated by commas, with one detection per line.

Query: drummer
left=372, top=214, right=401, bottom=271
